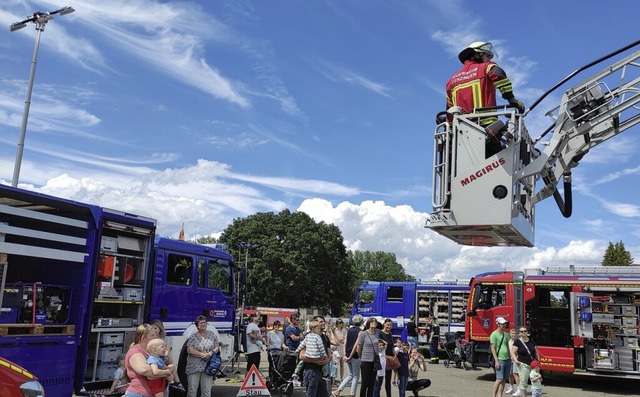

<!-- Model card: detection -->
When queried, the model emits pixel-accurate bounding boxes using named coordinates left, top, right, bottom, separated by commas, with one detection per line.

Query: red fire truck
left=465, top=266, right=640, bottom=378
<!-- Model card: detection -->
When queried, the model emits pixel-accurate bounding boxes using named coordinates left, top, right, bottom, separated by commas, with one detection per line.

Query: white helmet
left=458, top=42, right=495, bottom=63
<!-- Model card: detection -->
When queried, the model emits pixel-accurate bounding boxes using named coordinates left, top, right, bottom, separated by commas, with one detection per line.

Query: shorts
left=495, top=359, right=511, bottom=380
left=148, top=377, right=167, bottom=394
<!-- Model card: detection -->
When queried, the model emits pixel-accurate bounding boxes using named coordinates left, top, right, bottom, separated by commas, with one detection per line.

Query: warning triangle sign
left=237, top=365, right=271, bottom=397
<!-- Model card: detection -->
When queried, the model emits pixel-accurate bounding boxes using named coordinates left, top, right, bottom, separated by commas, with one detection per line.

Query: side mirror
left=467, top=310, right=477, bottom=317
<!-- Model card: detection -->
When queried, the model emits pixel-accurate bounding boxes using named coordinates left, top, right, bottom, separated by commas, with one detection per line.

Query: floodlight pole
left=236, top=242, right=258, bottom=355
left=9, top=7, right=75, bottom=187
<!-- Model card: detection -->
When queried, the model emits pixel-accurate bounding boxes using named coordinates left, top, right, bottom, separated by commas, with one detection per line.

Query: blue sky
left=2, top=0, right=640, bottom=280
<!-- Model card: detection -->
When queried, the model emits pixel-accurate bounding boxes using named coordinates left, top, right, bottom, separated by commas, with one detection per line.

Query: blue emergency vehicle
left=0, top=184, right=237, bottom=396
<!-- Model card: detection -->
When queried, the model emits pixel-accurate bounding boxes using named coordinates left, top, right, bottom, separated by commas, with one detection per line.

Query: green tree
left=348, top=250, right=416, bottom=290
left=602, top=241, right=634, bottom=266
left=196, top=235, right=218, bottom=244
left=219, top=209, right=353, bottom=314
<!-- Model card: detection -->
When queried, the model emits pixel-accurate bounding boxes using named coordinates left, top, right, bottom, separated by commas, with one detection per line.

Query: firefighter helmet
left=458, top=42, right=495, bottom=63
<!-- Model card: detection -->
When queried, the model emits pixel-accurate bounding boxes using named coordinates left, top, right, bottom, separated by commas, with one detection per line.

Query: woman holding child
left=123, top=324, right=174, bottom=397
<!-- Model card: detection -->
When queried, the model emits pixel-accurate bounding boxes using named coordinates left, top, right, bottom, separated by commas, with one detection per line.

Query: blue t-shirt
left=285, top=325, right=301, bottom=350
left=147, top=355, right=166, bottom=369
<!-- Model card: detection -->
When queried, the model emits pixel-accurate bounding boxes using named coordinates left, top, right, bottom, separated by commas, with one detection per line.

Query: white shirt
left=377, top=351, right=386, bottom=377
left=267, top=330, right=284, bottom=350
left=246, top=322, right=262, bottom=354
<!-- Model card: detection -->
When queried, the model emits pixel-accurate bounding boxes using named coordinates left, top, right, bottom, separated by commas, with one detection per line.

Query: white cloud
left=298, top=198, right=608, bottom=280
left=312, top=60, right=393, bottom=98
left=2, top=157, right=613, bottom=279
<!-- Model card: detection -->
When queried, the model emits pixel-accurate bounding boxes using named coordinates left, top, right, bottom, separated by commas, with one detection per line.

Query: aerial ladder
left=427, top=41, right=640, bottom=247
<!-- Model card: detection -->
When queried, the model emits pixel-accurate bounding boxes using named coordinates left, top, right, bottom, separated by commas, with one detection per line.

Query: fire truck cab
left=465, top=266, right=640, bottom=378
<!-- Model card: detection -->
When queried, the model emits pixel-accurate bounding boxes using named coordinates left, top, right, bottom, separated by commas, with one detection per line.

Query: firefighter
left=446, top=41, right=525, bottom=157
left=428, top=316, right=440, bottom=364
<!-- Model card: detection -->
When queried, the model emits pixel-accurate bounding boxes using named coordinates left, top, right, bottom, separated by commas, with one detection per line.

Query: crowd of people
left=254, top=312, right=433, bottom=397
left=110, top=311, right=540, bottom=397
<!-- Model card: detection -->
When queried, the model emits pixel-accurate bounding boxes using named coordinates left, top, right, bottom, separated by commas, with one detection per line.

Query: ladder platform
left=427, top=211, right=534, bottom=247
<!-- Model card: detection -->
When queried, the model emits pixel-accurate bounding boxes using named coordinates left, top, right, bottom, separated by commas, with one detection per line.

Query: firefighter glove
left=509, top=98, right=525, bottom=113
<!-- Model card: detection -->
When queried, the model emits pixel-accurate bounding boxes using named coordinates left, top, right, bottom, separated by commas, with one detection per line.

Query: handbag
left=386, top=355, right=400, bottom=370
left=204, top=353, right=222, bottom=376
left=366, top=331, right=382, bottom=371
left=373, top=352, right=382, bottom=371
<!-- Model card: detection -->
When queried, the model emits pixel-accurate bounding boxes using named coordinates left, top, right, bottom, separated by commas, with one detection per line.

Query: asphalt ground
left=209, top=353, right=639, bottom=397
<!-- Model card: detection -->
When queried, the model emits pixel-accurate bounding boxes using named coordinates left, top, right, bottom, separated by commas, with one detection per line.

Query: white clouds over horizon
left=2, top=158, right=614, bottom=281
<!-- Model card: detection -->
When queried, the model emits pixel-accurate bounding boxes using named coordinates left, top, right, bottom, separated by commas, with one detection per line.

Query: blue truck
left=352, top=280, right=469, bottom=344
left=0, top=184, right=237, bottom=396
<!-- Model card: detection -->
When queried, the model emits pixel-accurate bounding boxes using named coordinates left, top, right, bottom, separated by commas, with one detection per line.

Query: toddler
left=372, top=341, right=387, bottom=397
left=330, top=348, right=341, bottom=386
left=109, top=354, right=129, bottom=394
left=147, top=338, right=185, bottom=396
left=529, top=360, right=543, bottom=397
left=392, top=338, right=402, bottom=386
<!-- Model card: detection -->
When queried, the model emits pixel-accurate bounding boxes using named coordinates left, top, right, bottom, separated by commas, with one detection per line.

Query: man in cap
left=490, top=316, right=511, bottom=397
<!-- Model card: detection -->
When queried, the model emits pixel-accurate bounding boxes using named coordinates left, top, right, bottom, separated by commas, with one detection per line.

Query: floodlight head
left=10, top=22, right=27, bottom=32
left=57, top=6, right=75, bottom=16
left=34, top=13, right=53, bottom=24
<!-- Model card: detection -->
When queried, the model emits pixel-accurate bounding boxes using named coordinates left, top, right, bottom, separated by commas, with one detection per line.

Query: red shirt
left=125, top=343, right=155, bottom=397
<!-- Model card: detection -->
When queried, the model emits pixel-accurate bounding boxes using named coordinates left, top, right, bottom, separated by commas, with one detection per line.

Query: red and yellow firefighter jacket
left=446, top=60, right=515, bottom=126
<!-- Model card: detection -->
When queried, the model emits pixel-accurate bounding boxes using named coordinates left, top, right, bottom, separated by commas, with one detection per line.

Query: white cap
left=496, top=316, right=508, bottom=324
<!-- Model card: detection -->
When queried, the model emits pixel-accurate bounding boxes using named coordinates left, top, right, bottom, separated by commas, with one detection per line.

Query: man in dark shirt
left=428, top=317, right=440, bottom=364
left=406, top=315, right=418, bottom=349
left=285, top=313, right=303, bottom=350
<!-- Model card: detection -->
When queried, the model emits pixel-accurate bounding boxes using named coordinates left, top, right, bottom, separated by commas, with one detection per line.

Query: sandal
left=332, top=391, right=341, bottom=397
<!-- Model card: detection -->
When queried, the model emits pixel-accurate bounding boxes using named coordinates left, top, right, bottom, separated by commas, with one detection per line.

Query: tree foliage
left=196, top=235, right=218, bottom=245
left=602, top=241, right=634, bottom=266
left=219, top=209, right=353, bottom=315
left=348, top=250, right=416, bottom=290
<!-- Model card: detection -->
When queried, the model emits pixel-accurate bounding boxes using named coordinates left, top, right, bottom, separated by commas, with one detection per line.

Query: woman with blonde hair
left=505, top=328, right=520, bottom=394
left=123, top=324, right=174, bottom=397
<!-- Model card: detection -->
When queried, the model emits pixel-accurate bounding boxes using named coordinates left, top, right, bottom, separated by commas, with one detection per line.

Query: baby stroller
left=267, top=349, right=299, bottom=397
left=442, top=332, right=474, bottom=370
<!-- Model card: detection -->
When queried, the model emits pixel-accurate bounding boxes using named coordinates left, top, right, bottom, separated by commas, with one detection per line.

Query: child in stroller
left=442, top=332, right=474, bottom=370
